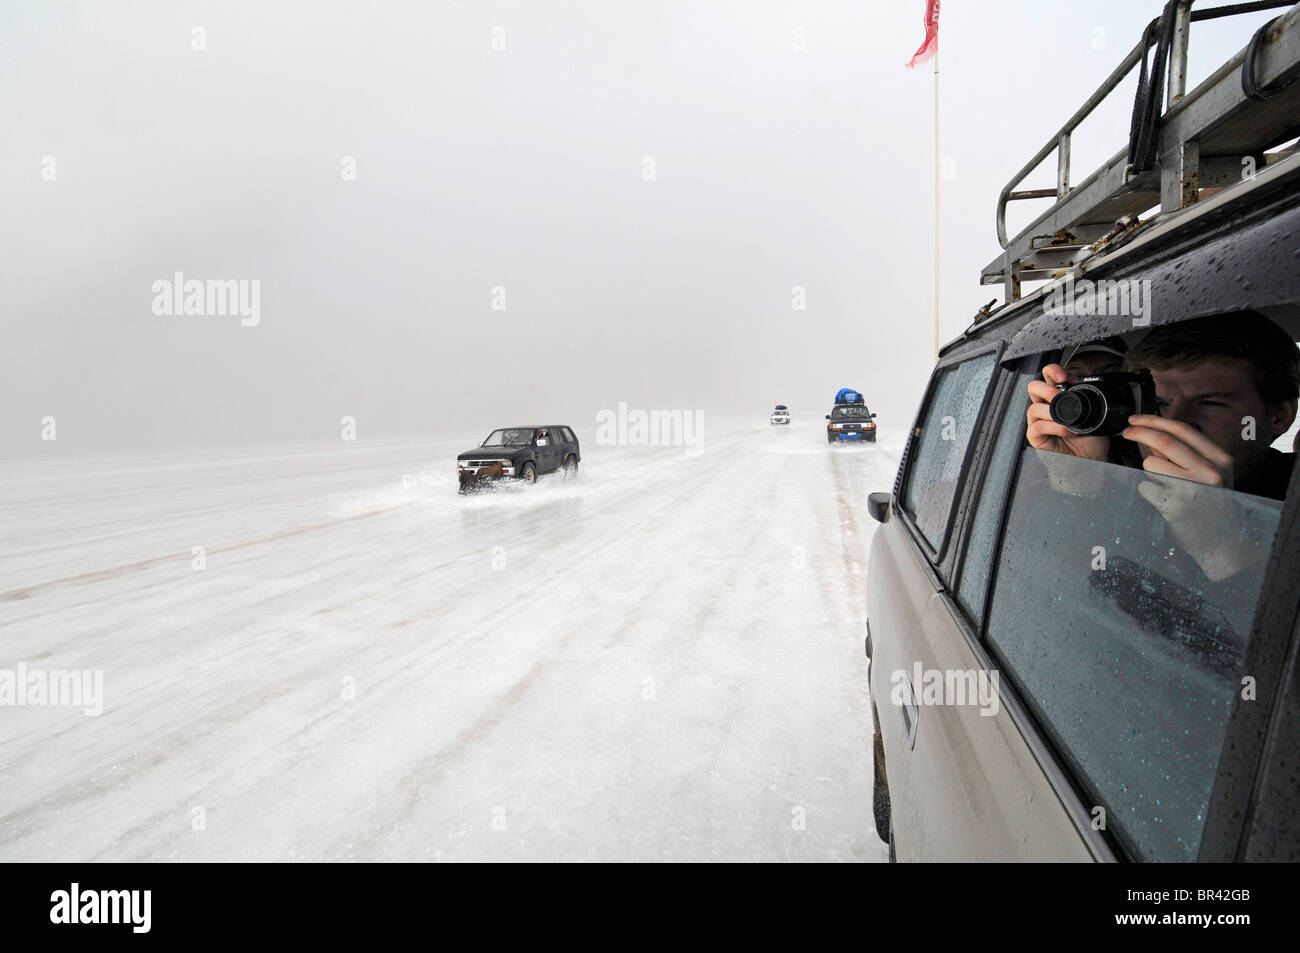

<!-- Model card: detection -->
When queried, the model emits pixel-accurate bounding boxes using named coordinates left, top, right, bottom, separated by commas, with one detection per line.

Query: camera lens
left=1052, top=390, right=1086, bottom=426
left=1050, top=385, right=1106, bottom=434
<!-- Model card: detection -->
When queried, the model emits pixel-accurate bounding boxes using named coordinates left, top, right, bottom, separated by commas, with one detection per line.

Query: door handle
left=898, top=671, right=919, bottom=749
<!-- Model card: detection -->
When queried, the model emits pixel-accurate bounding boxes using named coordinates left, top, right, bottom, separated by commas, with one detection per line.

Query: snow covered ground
left=0, top=419, right=900, bottom=861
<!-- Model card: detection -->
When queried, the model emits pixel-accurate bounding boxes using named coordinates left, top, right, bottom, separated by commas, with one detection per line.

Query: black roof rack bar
left=1193, top=0, right=1297, bottom=22
left=982, top=0, right=1300, bottom=303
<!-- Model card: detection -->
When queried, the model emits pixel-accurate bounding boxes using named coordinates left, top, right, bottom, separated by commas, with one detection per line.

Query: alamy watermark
left=152, top=272, right=260, bottom=326
left=1, top=662, right=103, bottom=716
left=50, top=884, right=150, bottom=933
left=595, top=403, right=704, bottom=456
left=402, top=470, right=442, bottom=487
left=1043, top=275, right=1152, bottom=327
left=891, top=663, right=1001, bottom=717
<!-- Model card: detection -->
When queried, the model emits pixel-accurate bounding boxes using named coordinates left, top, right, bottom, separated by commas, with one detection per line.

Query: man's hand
left=1026, top=364, right=1109, bottom=460
left=1135, top=475, right=1255, bottom=581
left=1123, top=414, right=1235, bottom=490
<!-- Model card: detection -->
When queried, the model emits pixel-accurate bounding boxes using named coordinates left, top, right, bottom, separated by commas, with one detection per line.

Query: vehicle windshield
left=832, top=405, right=870, bottom=419
left=481, top=428, right=534, bottom=447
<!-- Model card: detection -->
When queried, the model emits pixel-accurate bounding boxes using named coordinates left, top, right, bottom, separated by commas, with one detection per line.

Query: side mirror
left=825, top=415, right=831, bottom=420
left=867, top=492, right=892, bottom=524
left=871, top=413, right=877, bottom=418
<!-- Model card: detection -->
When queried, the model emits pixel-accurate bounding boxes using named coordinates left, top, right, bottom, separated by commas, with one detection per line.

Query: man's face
left=1145, top=358, right=1290, bottom=487
left=1064, top=350, right=1124, bottom=379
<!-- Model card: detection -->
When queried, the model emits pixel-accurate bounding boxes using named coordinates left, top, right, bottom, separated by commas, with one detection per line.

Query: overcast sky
left=1, top=1, right=1281, bottom=454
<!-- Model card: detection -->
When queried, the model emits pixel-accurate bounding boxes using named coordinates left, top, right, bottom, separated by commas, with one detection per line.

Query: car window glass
left=985, top=445, right=1283, bottom=861
left=956, top=364, right=1035, bottom=624
left=901, top=353, right=998, bottom=549
left=484, top=428, right=532, bottom=447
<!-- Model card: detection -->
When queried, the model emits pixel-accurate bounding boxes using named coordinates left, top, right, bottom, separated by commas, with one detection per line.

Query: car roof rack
left=981, top=0, right=1300, bottom=306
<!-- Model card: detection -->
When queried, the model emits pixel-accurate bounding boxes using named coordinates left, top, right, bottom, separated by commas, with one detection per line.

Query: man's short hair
left=1123, top=311, right=1299, bottom=406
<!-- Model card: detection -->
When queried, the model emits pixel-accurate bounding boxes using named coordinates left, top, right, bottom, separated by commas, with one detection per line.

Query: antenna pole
left=934, top=46, right=941, bottom=359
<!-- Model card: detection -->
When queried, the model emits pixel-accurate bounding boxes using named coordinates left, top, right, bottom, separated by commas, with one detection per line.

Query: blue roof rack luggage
left=834, top=388, right=865, bottom=405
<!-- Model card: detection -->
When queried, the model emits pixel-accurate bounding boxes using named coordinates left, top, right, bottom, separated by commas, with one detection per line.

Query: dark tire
left=521, top=462, right=537, bottom=485
left=876, top=703, right=897, bottom=862
left=872, top=708, right=892, bottom=843
left=827, top=434, right=835, bottom=444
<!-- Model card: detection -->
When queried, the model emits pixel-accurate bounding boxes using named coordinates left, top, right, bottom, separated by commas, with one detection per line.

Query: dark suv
left=457, top=425, right=580, bottom=493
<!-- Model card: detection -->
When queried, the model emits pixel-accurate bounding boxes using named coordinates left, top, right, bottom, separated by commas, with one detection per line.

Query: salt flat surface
left=0, top=420, right=899, bottom=861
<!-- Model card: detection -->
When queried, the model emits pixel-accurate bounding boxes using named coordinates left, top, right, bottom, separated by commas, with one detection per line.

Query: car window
left=984, top=443, right=1283, bottom=861
left=483, top=428, right=533, bottom=447
left=900, top=353, right=998, bottom=550
left=562, top=427, right=576, bottom=443
left=956, top=363, right=1035, bottom=625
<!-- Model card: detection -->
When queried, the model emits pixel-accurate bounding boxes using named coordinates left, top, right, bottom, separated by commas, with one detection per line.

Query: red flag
left=906, top=0, right=940, bottom=68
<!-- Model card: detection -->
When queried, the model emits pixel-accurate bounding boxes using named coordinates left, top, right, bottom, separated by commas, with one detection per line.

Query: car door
left=955, top=324, right=1296, bottom=864
left=870, top=349, right=1097, bottom=861
left=534, top=428, right=560, bottom=473
left=1203, top=456, right=1300, bottom=861
left=560, top=427, right=579, bottom=463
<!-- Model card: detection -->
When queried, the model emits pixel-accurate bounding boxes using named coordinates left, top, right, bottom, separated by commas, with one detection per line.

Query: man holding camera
left=1027, top=312, right=1298, bottom=501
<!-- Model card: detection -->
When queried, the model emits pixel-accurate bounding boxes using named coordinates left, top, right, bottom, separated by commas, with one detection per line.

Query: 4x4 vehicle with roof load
left=865, top=1, right=1300, bottom=862
left=457, top=425, right=580, bottom=493
left=827, top=388, right=877, bottom=442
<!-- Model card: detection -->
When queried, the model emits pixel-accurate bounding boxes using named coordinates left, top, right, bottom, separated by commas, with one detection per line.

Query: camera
left=1049, top=369, right=1158, bottom=436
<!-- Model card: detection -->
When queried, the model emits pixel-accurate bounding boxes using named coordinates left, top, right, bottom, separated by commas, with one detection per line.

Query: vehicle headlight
left=830, top=423, right=841, bottom=430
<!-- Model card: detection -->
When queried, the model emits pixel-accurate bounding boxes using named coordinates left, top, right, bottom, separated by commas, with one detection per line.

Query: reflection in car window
left=901, top=354, right=997, bottom=549
left=985, top=446, right=1282, bottom=861
left=957, top=365, right=1035, bottom=625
